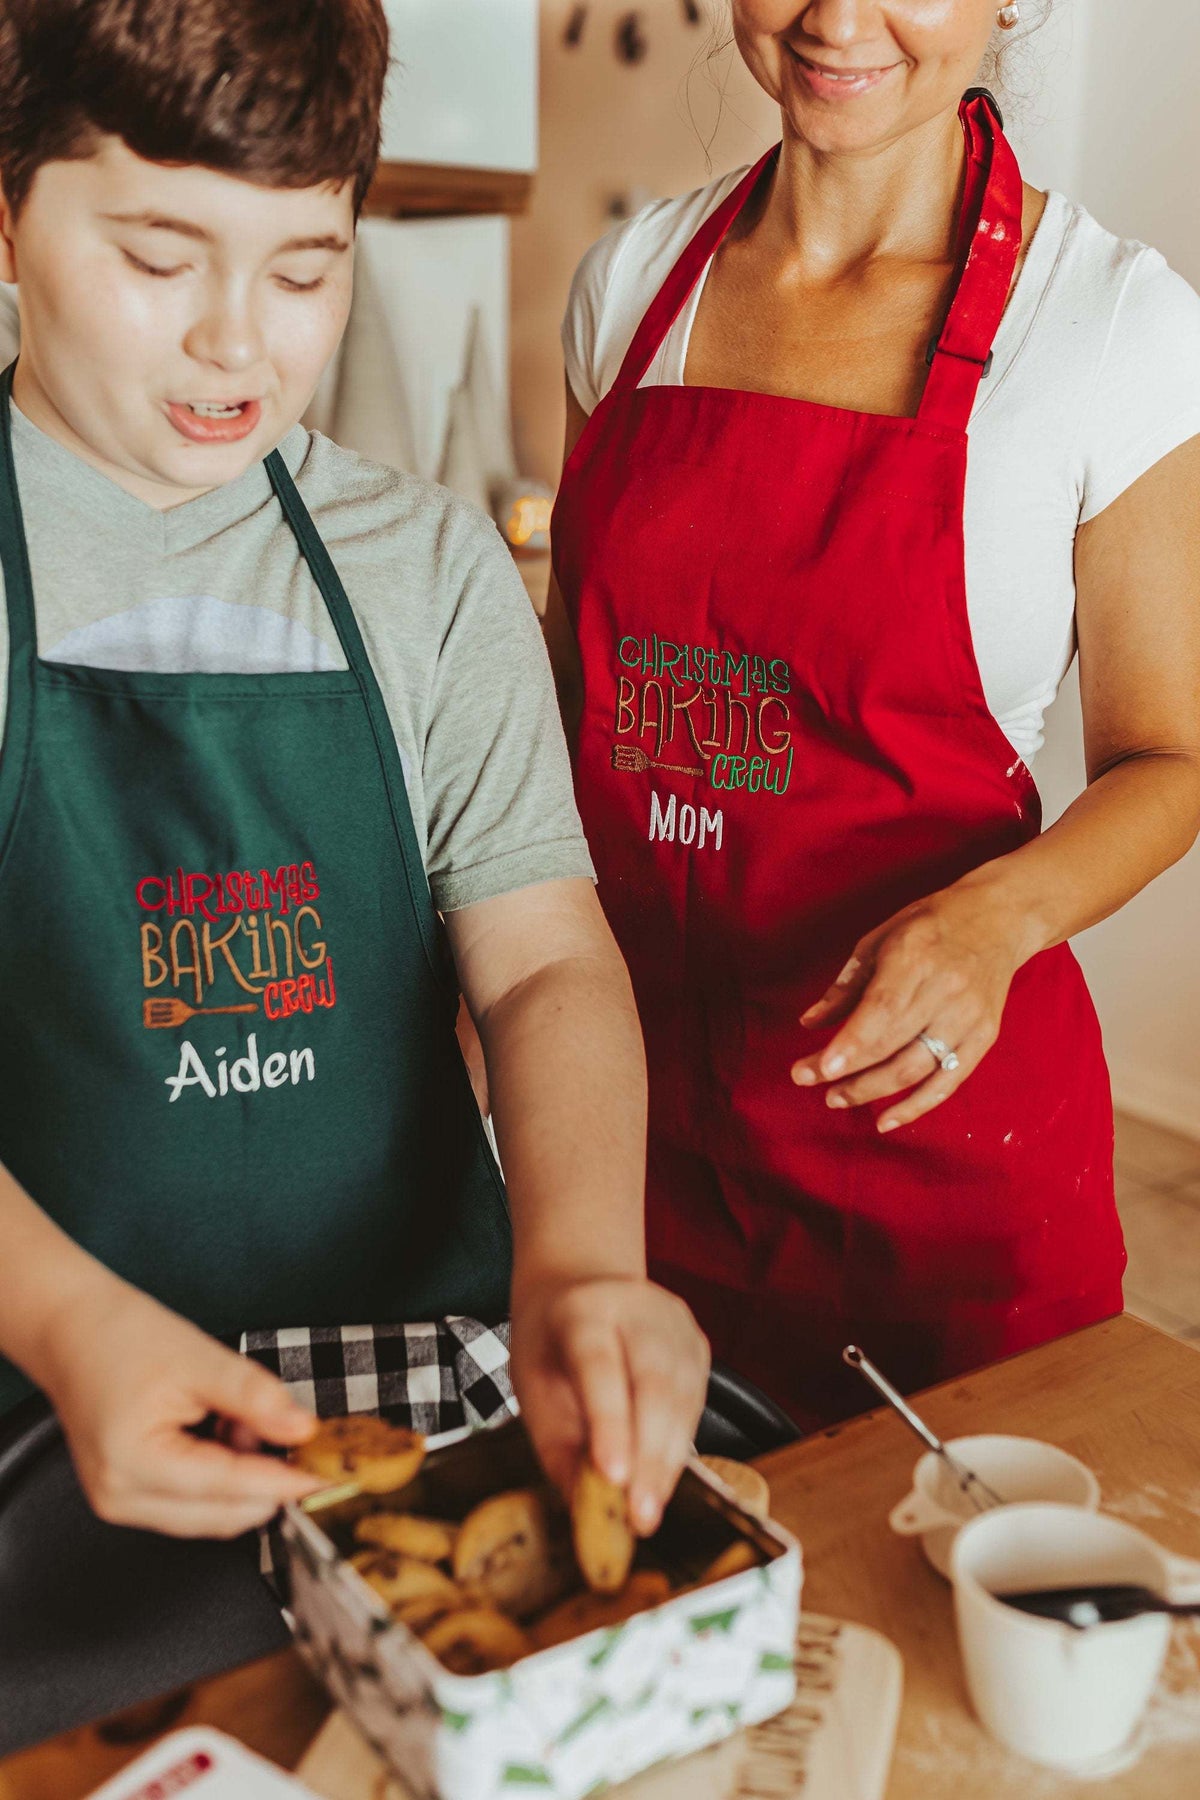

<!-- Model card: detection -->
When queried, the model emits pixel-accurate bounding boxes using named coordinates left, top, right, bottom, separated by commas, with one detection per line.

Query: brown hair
left=0, top=0, right=389, bottom=218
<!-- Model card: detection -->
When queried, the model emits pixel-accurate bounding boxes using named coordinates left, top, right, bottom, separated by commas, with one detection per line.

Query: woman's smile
left=784, top=44, right=905, bottom=101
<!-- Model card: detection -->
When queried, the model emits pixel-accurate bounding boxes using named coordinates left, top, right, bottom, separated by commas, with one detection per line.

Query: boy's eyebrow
left=101, top=212, right=349, bottom=254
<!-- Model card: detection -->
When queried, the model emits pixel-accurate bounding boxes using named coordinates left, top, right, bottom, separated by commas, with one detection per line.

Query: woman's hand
left=39, top=1268, right=323, bottom=1538
left=509, top=1275, right=710, bottom=1536
left=790, top=877, right=1038, bottom=1132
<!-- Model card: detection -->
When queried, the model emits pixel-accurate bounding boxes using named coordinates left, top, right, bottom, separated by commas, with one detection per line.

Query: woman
left=545, top=2, right=1200, bottom=1426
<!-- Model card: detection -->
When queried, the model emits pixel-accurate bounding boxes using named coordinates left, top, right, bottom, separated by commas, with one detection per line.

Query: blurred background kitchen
left=3, top=0, right=1196, bottom=1333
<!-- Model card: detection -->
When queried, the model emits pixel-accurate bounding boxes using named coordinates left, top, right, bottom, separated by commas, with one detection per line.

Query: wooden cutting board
left=296, top=1613, right=902, bottom=1800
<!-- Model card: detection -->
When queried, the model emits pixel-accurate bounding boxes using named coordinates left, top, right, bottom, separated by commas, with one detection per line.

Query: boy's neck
left=12, top=359, right=224, bottom=513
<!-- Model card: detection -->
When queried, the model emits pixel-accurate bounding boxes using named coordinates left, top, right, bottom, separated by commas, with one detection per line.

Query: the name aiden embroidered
left=165, top=1033, right=315, bottom=1103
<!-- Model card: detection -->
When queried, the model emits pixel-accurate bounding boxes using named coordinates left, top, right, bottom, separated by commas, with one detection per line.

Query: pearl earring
left=997, top=3, right=1021, bottom=27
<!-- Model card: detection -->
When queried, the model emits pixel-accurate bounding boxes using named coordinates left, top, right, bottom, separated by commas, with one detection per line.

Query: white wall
left=312, top=4, right=536, bottom=492
left=1013, top=0, right=1200, bottom=1138
left=381, top=0, right=538, bottom=170
left=511, top=0, right=780, bottom=482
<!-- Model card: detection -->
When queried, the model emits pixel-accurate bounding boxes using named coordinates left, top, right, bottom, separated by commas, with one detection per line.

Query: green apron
left=0, top=368, right=512, bottom=1415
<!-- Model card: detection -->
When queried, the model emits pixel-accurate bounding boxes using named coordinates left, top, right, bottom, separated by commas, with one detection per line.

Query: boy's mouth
left=166, top=398, right=263, bottom=444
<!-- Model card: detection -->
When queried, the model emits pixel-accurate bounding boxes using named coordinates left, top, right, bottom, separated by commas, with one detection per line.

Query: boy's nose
left=183, top=294, right=267, bottom=375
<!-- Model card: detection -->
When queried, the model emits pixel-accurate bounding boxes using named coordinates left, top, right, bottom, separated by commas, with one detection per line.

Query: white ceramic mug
left=951, top=1501, right=1200, bottom=1769
left=890, top=1435, right=1100, bottom=1578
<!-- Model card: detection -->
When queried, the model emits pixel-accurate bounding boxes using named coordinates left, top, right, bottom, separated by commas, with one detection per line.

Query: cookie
left=294, top=1416, right=425, bottom=1494
left=530, top=1570, right=672, bottom=1650
left=699, top=1456, right=771, bottom=1519
left=350, top=1549, right=461, bottom=1613
left=692, top=1540, right=760, bottom=1588
left=391, top=1591, right=463, bottom=1634
left=421, top=1606, right=534, bottom=1675
left=453, top=1488, right=575, bottom=1620
left=354, top=1512, right=458, bottom=1563
left=572, top=1461, right=635, bottom=1595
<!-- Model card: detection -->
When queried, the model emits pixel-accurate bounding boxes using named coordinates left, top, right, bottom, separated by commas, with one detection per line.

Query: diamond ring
left=917, top=1031, right=960, bottom=1073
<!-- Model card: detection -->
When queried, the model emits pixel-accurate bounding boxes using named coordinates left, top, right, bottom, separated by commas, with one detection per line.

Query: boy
left=0, top=0, right=707, bottom=1540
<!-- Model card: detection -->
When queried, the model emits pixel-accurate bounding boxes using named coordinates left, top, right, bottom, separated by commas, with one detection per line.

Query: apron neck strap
left=0, top=365, right=37, bottom=663
left=611, top=91, right=1020, bottom=431
left=917, top=90, right=1023, bottom=431
left=265, top=446, right=374, bottom=680
left=612, top=147, right=779, bottom=396
left=0, top=364, right=39, bottom=872
left=265, top=446, right=449, bottom=977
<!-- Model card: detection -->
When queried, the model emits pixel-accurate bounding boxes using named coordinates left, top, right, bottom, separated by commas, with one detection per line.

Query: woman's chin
left=781, top=100, right=906, bottom=156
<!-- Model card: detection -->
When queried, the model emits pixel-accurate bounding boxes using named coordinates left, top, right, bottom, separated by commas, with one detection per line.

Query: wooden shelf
left=364, top=161, right=533, bottom=220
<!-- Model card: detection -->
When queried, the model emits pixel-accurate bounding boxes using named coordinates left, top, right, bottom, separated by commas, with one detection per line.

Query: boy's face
left=0, top=137, right=355, bottom=508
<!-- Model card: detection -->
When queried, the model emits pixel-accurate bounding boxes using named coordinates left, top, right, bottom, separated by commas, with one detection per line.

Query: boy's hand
left=37, top=1271, right=323, bottom=1538
left=509, top=1275, right=710, bottom=1537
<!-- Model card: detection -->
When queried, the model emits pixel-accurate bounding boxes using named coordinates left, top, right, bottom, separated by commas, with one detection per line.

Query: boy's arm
left=445, top=878, right=710, bottom=1535
left=539, top=374, right=589, bottom=734
left=0, top=1161, right=320, bottom=1534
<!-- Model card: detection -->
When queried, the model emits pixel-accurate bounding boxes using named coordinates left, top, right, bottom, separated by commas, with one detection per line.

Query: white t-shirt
left=562, top=179, right=1200, bottom=764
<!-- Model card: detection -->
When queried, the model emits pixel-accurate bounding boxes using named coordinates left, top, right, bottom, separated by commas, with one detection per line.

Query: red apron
left=553, top=94, right=1126, bottom=1428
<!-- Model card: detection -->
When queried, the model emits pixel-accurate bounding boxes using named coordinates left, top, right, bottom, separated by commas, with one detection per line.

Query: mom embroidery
left=648, top=791, right=724, bottom=851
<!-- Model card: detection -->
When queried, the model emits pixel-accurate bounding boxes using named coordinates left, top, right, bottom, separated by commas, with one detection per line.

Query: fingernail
left=792, top=1064, right=816, bottom=1086
left=826, top=1092, right=849, bottom=1109
left=823, top=1053, right=847, bottom=1077
left=633, top=1493, right=658, bottom=1532
left=878, top=1117, right=899, bottom=1134
left=605, top=1454, right=629, bottom=1485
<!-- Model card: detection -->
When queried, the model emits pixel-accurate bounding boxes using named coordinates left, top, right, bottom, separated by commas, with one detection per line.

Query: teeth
left=189, top=402, right=244, bottom=418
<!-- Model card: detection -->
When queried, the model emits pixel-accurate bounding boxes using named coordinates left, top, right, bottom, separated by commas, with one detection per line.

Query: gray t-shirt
left=0, top=405, right=593, bottom=911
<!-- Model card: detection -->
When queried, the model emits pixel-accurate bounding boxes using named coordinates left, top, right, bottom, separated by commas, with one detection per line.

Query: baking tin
left=281, top=1416, right=802, bottom=1800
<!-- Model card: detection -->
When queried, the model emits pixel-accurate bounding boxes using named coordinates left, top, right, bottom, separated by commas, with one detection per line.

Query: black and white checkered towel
left=239, top=1316, right=517, bottom=1593
left=240, top=1316, right=516, bottom=1432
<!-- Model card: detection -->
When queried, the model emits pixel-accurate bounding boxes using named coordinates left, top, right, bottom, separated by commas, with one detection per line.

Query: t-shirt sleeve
left=1078, top=246, right=1200, bottom=523
left=561, top=216, right=642, bottom=415
left=423, top=512, right=595, bottom=913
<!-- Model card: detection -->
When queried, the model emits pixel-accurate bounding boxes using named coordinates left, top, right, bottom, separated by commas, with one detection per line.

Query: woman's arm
left=791, top=434, right=1200, bottom=1128
left=541, top=376, right=590, bottom=738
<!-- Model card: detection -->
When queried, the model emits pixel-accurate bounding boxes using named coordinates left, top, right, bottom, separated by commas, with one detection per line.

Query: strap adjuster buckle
left=925, top=336, right=994, bottom=378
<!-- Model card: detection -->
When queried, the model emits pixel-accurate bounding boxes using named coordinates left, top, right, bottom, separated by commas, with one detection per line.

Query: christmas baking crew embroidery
left=137, top=858, right=337, bottom=1102
left=611, top=632, right=796, bottom=798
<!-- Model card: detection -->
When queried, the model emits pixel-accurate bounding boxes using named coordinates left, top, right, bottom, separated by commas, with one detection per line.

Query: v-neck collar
left=8, top=401, right=310, bottom=553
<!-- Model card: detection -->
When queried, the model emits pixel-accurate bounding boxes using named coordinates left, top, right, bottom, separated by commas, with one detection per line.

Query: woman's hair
left=0, top=0, right=390, bottom=218
left=980, top=0, right=1054, bottom=102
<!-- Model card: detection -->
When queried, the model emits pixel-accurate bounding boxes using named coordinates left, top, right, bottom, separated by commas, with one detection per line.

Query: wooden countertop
left=3, top=1314, right=1199, bottom=1800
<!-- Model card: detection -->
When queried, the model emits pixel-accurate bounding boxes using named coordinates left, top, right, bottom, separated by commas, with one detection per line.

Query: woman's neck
left=754, top=106, right=968, bottom=279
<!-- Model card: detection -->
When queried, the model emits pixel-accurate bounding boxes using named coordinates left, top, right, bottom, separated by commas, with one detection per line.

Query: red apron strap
left=612, top=147, right=779, bottom=396
left=918, top=90, right=1024, bottom=431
